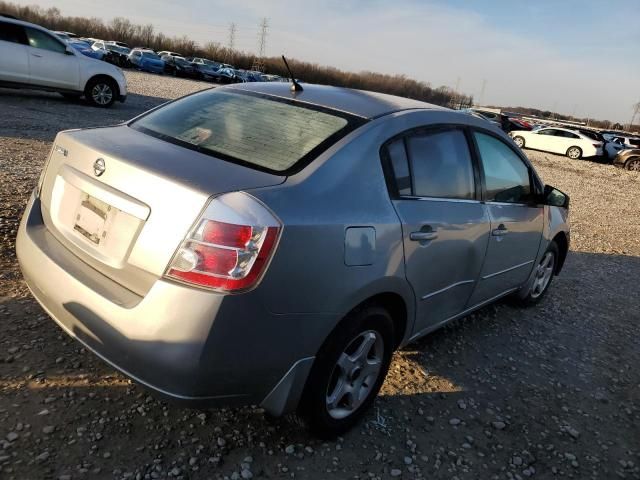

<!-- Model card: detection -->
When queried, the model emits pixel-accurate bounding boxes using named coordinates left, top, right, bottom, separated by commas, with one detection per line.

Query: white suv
left=0, top=16, right=127, bottom=107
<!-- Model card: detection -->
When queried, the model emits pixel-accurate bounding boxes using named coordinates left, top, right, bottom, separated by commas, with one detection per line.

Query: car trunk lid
left=39, top=125, right=285, bottom=296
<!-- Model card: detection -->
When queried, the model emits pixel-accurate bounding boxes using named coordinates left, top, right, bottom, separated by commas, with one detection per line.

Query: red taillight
left=165, top=193, right=281, bottom=293
left=201, top=221, right=252, bottom=248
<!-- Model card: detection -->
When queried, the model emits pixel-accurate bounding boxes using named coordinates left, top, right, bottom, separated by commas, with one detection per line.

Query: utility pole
left=227, top=22, right=236, bottom=51
left=252, top=18, right=268, bottom=72
left=630, top=101, right=640, bottom=131
left=454, top=77, right=461, bottom=109
left=478, top=79, right=487, bottom=106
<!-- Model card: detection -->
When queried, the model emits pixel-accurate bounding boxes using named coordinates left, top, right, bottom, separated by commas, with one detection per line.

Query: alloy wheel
left=567, top=147, right=581, bottom=159
left=514, top=137, right=524, bottom=148
left=91, top=83, right=113, bottom=105
left=326, top=330, right=384, bottom=420
left=531, top=251, right=555, bottom=299
left=627, top=159, right=640, bottom=171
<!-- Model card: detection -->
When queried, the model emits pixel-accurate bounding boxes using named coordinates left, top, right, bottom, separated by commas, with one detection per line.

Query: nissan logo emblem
left=93, top=158, right=106, bottom=177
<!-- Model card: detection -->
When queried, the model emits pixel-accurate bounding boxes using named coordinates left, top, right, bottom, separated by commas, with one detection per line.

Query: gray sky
left=21, top=0, right=640, bottom=122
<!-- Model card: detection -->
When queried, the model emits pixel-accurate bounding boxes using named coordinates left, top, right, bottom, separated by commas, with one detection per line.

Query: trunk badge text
left=93, top=158, right=106, bottom=177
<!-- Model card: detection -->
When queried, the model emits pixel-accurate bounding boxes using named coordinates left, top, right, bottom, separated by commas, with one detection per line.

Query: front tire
left=298, top=305, right=394, bottom=438
left=84, top=77, right=117, bottom=108
left=516, top=241, right=558, bottom=306
left=513, top=136, right=525, bottom=148
left=566, top=146, right=582, bottom=159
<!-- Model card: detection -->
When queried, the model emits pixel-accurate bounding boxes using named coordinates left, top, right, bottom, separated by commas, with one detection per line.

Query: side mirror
left=542, top=185, right=569, bottom=208
left=65, top=46, right=75, bottom=56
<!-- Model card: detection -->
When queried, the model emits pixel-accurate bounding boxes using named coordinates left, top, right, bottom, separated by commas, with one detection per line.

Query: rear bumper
left=16, top=192, right=322, bottom=413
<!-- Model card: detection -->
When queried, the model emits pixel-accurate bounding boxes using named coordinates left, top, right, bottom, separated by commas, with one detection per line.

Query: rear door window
left=406, top=129, right=475, bottom=199
left=384, top=128, right=476, bottom=200
left=0, top=21, right=28, bottom=45
left=131, top=89, right=366, bottom=174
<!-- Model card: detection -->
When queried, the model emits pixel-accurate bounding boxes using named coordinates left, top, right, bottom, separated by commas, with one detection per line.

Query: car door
left=531, top=128, right=559, bottom=153
left=383, top=127, right=491, bottom=336
left=555, top=130, right=579, bottom=154
left=467, top=131, right=543, bottom=305
left=24, top=26, right=80, bottom=90
left=0, top=21, right=30, bottom=84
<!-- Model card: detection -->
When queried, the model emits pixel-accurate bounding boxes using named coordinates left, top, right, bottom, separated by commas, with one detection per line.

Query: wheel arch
left=84, top=74, right=120, bottom=97
left=340, top=291, right=409, bottom=350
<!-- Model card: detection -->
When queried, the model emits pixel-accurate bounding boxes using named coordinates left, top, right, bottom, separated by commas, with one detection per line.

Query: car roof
left=224, top=82, right=445, bottom=119
left=539, top=126, right=580, bottom=133
left=1, top=16, right=52, bottom=32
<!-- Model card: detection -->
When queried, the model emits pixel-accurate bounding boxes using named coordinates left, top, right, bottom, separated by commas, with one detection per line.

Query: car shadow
left=0, top=250, right=638, bottom=476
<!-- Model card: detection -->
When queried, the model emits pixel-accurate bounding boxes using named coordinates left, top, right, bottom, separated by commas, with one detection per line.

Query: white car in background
left=157, top=50, right=182, bottom=58
left=510, top=127, right=602, bottom=159
left=0, top=16, right=127, bottom=107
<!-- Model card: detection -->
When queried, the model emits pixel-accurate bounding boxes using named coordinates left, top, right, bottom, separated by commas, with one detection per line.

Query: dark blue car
left=128, top=49, right=164, bottom=74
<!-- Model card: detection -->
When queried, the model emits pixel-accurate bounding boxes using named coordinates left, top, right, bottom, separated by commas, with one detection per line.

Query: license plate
left=73, top=194, right=111, bottom=245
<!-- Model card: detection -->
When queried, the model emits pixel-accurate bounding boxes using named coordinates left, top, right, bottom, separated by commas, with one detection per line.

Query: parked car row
left=507, top=126, right=640, bottom=171
left=0, top=15, right=127, bottom=107
left=462, top=108, right=639, bottom=171
left=52, top=29, right=291, bottom=85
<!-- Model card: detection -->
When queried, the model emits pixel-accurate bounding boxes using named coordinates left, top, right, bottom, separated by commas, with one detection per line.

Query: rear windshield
left=131, top=89, right=365, bottom=173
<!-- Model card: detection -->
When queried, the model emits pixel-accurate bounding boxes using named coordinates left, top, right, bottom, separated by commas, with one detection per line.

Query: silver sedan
left=17, top=82, right=570, bottom=436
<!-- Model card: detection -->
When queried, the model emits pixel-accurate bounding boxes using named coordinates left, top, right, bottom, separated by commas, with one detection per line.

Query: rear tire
left=297, top=305, right=394, bottom=438
left=515, top=241, right=559, bottom=306
left=625, top=157, right=640, bottom=171
left=513, top=136, right=525, bottom=148
left=84, top=77, right=117, bottom=108
left=566, top=146, right=582, bottom=159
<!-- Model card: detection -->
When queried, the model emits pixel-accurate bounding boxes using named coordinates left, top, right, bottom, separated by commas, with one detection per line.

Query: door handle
left=492, top=224, right=509, bottom=237
left=31, top=53, right=43, bottom=58
left=410, top=231, right=438, bottom=241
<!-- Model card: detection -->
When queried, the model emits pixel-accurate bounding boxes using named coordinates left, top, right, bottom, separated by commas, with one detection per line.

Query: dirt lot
left=1, top=71, right=639, bottom=480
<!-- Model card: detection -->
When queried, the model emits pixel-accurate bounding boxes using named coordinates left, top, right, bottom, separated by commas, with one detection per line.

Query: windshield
left=131, top=89, right=365, bottom=173
left=175, top=58, right=191, bottom=67
left=142, top=52, right=161, bottom=60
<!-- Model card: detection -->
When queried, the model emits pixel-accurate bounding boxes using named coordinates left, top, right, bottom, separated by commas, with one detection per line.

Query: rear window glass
left=131, top=89, right=363, bottom=173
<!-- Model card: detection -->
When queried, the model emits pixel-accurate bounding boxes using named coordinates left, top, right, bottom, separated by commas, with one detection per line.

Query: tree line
left=0, top=1, right=474, bottom=109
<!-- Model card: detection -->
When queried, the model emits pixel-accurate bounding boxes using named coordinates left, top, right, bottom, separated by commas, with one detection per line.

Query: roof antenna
left=282, top=55, right=303, bottom=93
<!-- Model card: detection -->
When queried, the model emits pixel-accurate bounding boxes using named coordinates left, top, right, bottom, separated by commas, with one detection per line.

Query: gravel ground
left=1, top=72, right=639, bottom=480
